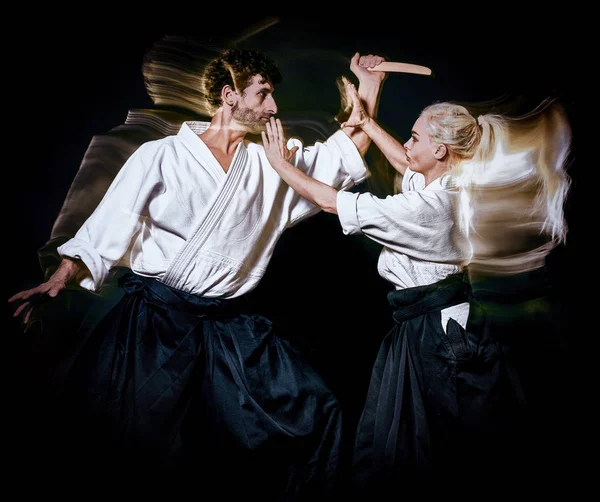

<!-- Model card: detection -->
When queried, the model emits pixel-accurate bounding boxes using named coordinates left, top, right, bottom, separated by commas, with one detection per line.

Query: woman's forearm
left=361, top=118, right=409, bottom=175
left=272, top=159, right=339, bottom=214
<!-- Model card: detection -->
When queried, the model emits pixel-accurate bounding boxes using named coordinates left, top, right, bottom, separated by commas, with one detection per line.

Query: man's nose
left=268, top=96, right=278, bottom=115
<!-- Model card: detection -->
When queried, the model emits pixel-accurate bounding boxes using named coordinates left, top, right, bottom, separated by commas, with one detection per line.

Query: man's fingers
left=359, top=55, right=384, bottom=69
left=8, top=290, right=26, bottom=303
left=8, top=286, right=41, bottom=303
left=24, top=307, right=33, bottom=326
left=13, top=301, right=30, bottom=318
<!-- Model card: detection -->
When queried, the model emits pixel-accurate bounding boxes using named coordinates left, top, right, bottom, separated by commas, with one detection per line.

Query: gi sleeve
left=57, top=141, right=165, bottom=291
left=336, top=189, right=463, bottom=263
left=289, top=130, right=369, bottom=224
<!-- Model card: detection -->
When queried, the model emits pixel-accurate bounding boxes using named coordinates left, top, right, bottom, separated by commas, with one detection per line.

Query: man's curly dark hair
left=202, top=48, right=282, bottom=114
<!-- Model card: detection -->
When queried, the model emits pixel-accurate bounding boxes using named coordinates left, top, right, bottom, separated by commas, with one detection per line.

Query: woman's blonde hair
left=423, top=99, right=572, bottom=245
left=458, top=99, right=571, bottom=243
left=421, top=102, right=482, bottom=169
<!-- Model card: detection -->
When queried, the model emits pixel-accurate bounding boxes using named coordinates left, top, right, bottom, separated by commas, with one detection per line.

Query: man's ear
left=221, top=85, right=237, bottom=107
left=433, top=143, right=447, bottom=160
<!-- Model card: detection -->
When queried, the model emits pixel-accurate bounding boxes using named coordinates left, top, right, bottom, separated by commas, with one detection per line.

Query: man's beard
left=231, top=103, right=267, bottom=135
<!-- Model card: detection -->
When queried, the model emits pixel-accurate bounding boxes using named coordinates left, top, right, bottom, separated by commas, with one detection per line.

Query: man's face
left=231, top=74, right=278, bottom=134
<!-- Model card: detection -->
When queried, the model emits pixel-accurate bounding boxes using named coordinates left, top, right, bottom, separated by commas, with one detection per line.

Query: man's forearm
left=51, top=257, right=84, bottom=286
left=358, top=80, right=382, bottom=118
left=344, top=80, right=383, bottom=154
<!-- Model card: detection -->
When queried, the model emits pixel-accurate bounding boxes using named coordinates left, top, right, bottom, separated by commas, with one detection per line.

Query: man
left=19, top=36, right=213, bottom=424
left=10, top=47, right=385, bottom=497
left=27, top=35, right=343, bottom=382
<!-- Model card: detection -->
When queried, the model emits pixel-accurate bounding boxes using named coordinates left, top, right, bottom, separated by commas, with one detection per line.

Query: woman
left=262, top=79, right=572, bottom=484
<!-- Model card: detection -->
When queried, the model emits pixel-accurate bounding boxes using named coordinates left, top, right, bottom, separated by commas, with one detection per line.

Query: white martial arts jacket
left=58, top=121, right=368, bottom=298
left=336, top=167, right=472, bottom=329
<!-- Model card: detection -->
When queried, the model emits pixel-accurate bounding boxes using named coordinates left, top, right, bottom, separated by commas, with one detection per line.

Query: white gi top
left=58, top=121, right=368, bottom=298
left=336, top=167, right=472, bottom=329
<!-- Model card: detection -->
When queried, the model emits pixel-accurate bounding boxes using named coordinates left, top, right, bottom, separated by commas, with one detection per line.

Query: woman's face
left=403, top=114, right=438, bottom=175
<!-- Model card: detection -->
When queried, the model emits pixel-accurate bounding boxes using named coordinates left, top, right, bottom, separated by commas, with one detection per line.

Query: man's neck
left=200, top=110, right=247, bottom=155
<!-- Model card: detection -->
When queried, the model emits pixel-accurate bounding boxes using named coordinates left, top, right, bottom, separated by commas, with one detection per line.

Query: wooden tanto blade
left=368, top=61, right=433, bottom=76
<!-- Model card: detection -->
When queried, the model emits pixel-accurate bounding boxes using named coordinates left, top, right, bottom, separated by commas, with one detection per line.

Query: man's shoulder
left=142, top=133, right=181, bottom=148
left=131, top=134, right=184, bottom=164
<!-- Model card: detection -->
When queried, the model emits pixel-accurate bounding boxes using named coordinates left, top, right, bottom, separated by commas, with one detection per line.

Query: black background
left=10, top=15, right=579, bottom=439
